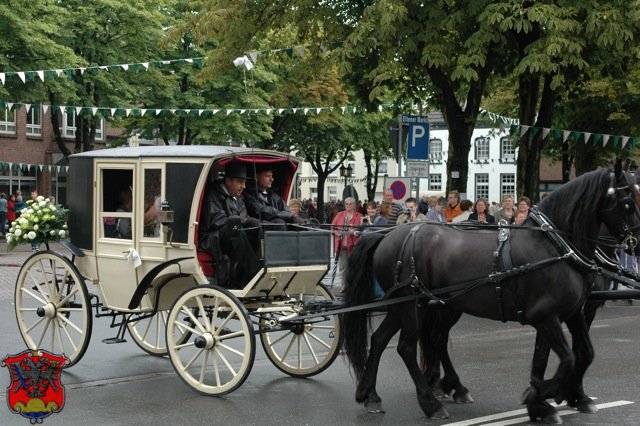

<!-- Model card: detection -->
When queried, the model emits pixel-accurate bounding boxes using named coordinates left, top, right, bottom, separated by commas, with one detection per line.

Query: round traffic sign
left=389, top=180, right=407, bottom=200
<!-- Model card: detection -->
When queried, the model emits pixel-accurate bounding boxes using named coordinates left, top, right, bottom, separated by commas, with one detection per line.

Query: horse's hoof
left=453, top=391, right=474, bottom=404
left=575, top=398, right=598, bottom=414
left=365, top=401, right=385, bottom=414
left=521, top=386, right=537, bottom=404
left=428, top=406, right=450, bottom=419
left=541, top=412, right=563, bottom=424
left=432, top=385, right=447, bottom=399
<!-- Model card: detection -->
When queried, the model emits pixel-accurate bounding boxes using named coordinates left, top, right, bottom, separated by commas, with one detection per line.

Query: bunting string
left=0, top=100, right=390, bottom=117
left=0, top=161, right=68, bottom=173
left=0, top=57, right=205, bottom=86
left=0, top=40, right=344, bottom=86
left=511, top=125, right=638, bottom=149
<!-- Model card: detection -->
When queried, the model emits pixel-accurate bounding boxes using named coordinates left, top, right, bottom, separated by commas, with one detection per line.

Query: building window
left=475, top=137, right=489, bottom=161
left=62, top=111, right=105, bottom=140
left=329, top=162, right=339, bottom=176
left=429, top=138, right=443, bottom=163
left=26, top=107, right=42, bottom=136
left=311, top=187, right=318, bottom=203
left=475, top=173, right=489, bottom=200
left=501, top=137, right=515, bottom=162
left=328, top=186, right=337, bottom=202
left=0, top=107, right=16, bottom=134
left=378, top=156, right=388, bottom=174
left=500, top=174, right=516, bottom=199
left=429, top=174, right=442, bottom=191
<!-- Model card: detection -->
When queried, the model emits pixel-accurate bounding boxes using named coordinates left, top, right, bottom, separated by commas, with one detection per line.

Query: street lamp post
left=340, top=164, right=353, bottom=189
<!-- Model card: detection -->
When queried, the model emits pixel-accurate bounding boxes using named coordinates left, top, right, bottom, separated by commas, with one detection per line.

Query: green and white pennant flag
left=622, top=136, right=630, bottom=148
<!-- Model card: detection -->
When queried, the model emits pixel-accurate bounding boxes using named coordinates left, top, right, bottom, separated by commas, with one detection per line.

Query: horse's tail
left=342, top=232, right=385, bottom=381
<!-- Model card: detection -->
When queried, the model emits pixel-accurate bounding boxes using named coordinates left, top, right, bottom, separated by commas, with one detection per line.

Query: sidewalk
left=0, top=240, right=36, bottom=301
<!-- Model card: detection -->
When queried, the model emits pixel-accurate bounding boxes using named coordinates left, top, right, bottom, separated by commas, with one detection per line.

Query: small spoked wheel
left=14, top=251, right=92, bottom=367
left=127, top=310, right=171, bottom=356
left=259, top=284, right=342, bottom=377
left=166, top=285, right=255, bottom=395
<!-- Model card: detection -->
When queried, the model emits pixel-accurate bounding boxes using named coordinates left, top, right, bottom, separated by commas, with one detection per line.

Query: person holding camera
left=396, top=197, right=427, bottom=224
left=360, top=200, right=378, bottom=226
left=359, top=200, right=380, bottom=234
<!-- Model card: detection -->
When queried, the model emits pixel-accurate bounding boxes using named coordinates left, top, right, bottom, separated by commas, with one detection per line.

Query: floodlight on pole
left=232, top=55, right=254, bottom=70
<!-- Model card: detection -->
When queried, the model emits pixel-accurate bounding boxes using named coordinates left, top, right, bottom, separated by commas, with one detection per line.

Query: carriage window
left=143, top=169, right=162, bottom=238
left=101, top=169, right=134, bottom=239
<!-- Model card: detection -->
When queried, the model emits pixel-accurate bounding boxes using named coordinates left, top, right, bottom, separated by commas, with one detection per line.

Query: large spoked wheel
left=128, top=308, right=193, bottom=356
left=259, top=284, right=342, bottom=377
left=127, top=310, right=171, bottom=356
left=166, top=285, right=255, bottom=396
left=15, top=251, right=93, bottom=367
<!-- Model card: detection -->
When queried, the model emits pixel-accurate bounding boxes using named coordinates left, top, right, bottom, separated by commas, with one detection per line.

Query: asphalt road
left=0, top=243, right=639, bottom=425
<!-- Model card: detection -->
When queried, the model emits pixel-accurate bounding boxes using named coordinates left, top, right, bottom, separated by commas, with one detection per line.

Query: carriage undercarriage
left=14, top=245, right=343, bottom=396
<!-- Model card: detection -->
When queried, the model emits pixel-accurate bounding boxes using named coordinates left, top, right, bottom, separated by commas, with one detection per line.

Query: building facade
left=0, top=105, right=119, bottom=204
left=296, top=123, right=527, bottom=205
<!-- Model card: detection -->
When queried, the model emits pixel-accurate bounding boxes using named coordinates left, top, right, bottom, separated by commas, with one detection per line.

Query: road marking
left=443, top=400, right=634, bottom=426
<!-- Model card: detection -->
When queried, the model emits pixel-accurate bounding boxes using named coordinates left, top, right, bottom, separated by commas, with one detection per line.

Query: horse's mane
left=537, top=167, right=610, bottom=250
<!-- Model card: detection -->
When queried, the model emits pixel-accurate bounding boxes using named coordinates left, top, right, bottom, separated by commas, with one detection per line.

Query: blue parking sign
left=402, top=115, right=429, bottom=160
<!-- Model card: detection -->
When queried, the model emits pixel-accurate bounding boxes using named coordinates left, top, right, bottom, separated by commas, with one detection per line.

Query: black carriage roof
left=69, top=145, right=299, bottom=163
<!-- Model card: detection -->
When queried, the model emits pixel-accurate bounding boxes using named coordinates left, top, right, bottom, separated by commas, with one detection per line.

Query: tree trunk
left=445, top=120, right=473, bottom=195
left=517, top=74, right=556, bottom=202
left=315, top=173, right=327, bottom=223
left=363, top=150, right=379, bottom=201
left=48, top=93, right=71, bottom=158
left=516, top=73, right=540, bottom=201
left=428, top=63, right=489, bottom=196
left=574, top=139, right=598, bottom=176
left=178, top=116, right=186, bottom=145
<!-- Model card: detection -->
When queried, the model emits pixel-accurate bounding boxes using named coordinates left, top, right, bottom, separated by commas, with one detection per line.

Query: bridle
left=604, top=170, right=640, bottom=255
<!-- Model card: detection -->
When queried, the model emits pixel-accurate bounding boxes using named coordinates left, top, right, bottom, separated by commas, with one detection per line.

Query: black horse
left=418, top=246, right=630, bottom=423
left=342, top=162, right=640, bottom=421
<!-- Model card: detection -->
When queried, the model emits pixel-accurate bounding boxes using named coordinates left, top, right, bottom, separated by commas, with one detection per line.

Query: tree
left=480, top=1, right=640, bottom=196
left=43, top=0, right=176, bottom=154
left=0, top=2, right=83, bottom=157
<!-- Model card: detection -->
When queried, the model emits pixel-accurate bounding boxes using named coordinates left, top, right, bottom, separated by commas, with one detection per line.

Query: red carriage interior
left=196, top=156, right=299, bottom=276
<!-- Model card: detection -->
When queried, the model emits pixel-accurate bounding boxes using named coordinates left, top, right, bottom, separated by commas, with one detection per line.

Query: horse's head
left=600, top=159, right=640, bottom=255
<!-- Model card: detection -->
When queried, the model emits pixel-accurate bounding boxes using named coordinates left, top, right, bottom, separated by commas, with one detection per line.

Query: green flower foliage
left=6, top=197, right=69, bottom=252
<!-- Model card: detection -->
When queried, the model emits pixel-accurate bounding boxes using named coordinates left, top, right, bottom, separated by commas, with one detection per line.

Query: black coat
left=244, top=187, right=293, bottom=222
left=468, top=212, right=496, bottom=224
left=198, top=182, right=251, bottom=253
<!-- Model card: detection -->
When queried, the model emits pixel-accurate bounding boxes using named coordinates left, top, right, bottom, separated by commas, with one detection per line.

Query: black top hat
left=254, top=163, right=276, bottom=174
left=224, top=161, right=248, bottom=180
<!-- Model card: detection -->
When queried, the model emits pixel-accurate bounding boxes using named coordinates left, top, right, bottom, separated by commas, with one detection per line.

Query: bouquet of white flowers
left=6, top=196, right=69, bottom=252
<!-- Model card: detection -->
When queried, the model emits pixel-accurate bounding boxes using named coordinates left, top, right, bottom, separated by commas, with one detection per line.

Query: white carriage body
left=67, top=146, right=327, bottom=312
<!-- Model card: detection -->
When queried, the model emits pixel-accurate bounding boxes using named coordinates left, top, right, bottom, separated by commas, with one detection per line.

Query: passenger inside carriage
left=198, top=161, right=261, bottom=288
left=243, top=164, right=306, bottom=229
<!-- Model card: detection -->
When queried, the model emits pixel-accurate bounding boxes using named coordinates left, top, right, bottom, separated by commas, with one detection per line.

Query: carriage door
left=95, top=163, right=141, bottom=310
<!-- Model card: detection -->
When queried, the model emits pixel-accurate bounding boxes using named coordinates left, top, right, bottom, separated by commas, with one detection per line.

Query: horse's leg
left=397, top=315, right=449, bottom=419
left=531, top=332, right=551, bottom=383
left=523, top=316, right=575, bottom=424
left=434, top=309, right=473, bottom=403
left=355, top=312, right=401, bottom=413
left=564, top=306, right=598, bottom=414
left=422, top=310, right=446, bottom=397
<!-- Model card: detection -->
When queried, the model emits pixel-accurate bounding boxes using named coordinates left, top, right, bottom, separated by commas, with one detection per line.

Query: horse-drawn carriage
left=13, top=146, right=342, bottom=396
left=13, top=147, right=640, bottom=422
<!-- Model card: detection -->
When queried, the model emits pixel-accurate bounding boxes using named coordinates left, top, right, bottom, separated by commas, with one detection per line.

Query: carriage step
left=102, top=337, right=127, bottom=344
